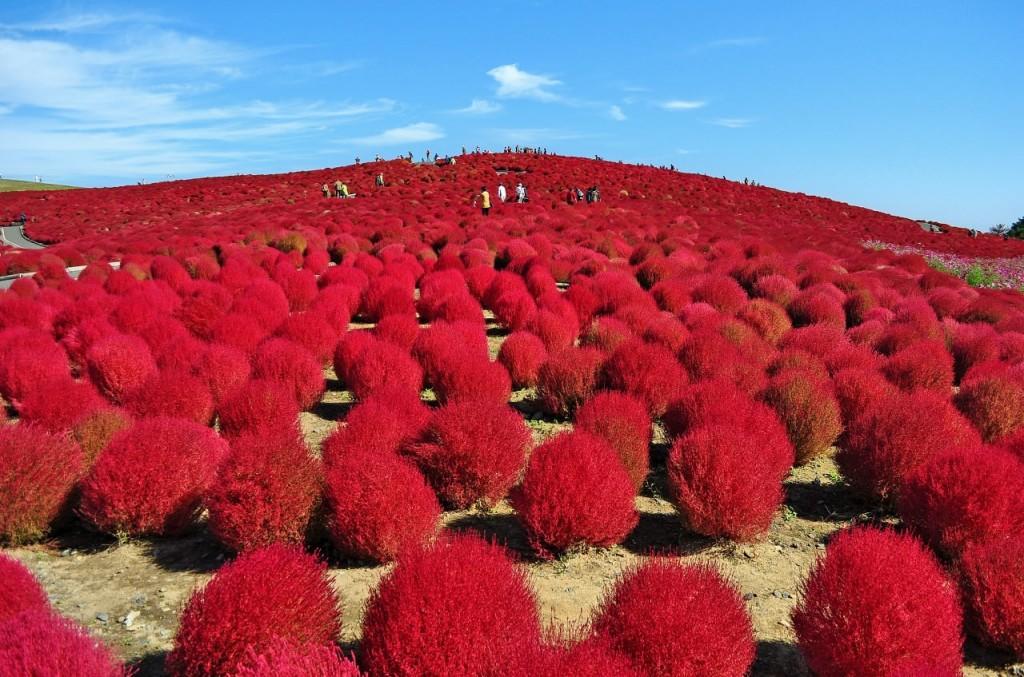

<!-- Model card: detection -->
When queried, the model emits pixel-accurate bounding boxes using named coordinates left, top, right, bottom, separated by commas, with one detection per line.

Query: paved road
left=0, top=224, right=46, bottom=249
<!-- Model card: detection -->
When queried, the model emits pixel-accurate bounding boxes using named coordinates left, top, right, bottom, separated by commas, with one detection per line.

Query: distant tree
left=1007, top=216, right=1024, bottom=240
left=991, top=223, right=1009, bottom=236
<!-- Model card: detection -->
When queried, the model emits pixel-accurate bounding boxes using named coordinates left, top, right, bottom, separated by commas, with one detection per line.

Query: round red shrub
left=79, top=417, right=228, bottom=536
left=0, top=610, right=128, bottom=676
left=275, top=312, right=339, bottom=364
left=433, top=357, right=511, bottom=405
left=127, top=370, right=214, bottom=425
left=406, top=400, right=531, bottom=509
left=322, top=388, right=431, bottom=463
left=593, top=560, right=755, bottom=677
left=762, top=369, right=843, bottom=465
left=217, top=379, right=301, bottom=439
left=360, top=534, right=541, bottom=677
left=839, top=389, right=981, bottom=500
left=168, top=545, right=342, bottom=677
left=207, top=430, right=320, bottom=553
left=193, top=343, right=250, bottom=405
left=753, top=273, right=799, bottom=306
left=690, top=274, right=747, bottom=315
left=958, top=537, right=1024, bottom=659
left=411, top=321, right=489, bottom=385
left=663, top=378, right=759, bottom=439
left=16, top=377, right=106, bottom=432
left=85, top=333, right=157, bottom=404
left=373, top=313, right=420, bottom=350
left=954, top=370, right=1024, bottom=442
left=0, top=336, right=71, bottom=405
left=492, top=290, right=538, bottom=331
left=601, top=340, right=687, bottom=417
left=346, top=337, right=423, bottom=400
left=232, top=280, right=290, bottom=332
left=0, top=425, right=83, bottom=544
left=536, top=346, right=606, bottom=416
left=511, top=431, right=638, bottom=557
left=233, top=638, right=362, bottom=677
left=526, top=637, right=639, bottom=677
left=898, top=445, right=1024, bottom=556
left=581, top=316, right=633, bottom=352
left=883, top=339, right=954, bottom=393
left=528, top=308, right=577, bottom=351
left=71, top=407, right=132, bottom=467
left=792, top=527, right=963, bottom=677
left=0, top=554, right=49, bottom=622
left=251, top=338, right=325, bottom=410
left=788, top=290, right=846, bottom=328
left=831, top=367, right=897, bottom=426
left=324, top=448, right=440, bottom=563
left=737, top=298, right=792, bottom=345
left=574, top=391, right=652, bottom=490
left=498, top=331, right=548, bottom=388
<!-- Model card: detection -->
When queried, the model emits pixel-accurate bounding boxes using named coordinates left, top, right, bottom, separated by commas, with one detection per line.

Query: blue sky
left=0, top=2, right=1021, bottom=228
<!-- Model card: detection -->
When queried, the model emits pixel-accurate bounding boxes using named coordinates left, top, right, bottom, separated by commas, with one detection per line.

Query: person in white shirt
left=497, top=183, right=507, bottom=202
left=515, top=182, right=526, bottom=203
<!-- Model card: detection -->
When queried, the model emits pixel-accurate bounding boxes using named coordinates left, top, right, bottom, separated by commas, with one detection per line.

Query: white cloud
left=487, top=64, right=561, bottom=101
left=609, top=105, right=626, bottom=121
left=660, top=100, right=707, bottom=111
left=710, top=117, right=754, bottom=128
left=2, top=12, right=165, bottom=34
left=453, top=98, right=502, bottom=115
left=351, top=122, right=444, bottom=146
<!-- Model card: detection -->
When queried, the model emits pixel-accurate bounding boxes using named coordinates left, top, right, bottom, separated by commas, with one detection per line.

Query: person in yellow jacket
left=474, top=186, right=491, bottom=216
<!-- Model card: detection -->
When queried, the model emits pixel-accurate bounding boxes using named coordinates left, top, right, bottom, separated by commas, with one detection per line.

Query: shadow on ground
left=753, top=640, right=809, bottom=676
left=129, top=651, right=168, bottom=677
left=147, top=530, right=227, bottom=574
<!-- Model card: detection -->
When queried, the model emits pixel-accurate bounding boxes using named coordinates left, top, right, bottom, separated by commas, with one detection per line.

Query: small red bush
left=217, top=379, right=301, bottom=438
left=883, top=339, right=954, bottom=393
left=233, top=638, right=362, bottom=677
left=411, top=321, right=489, bottom=385
left=274, top=312, right=340, bottom=364
left=85, top=333, right=158, bottom=403
left=690, top=274, right=747, bottom=314
left=251, top=338, right=325, bottom=410
left=898, top=445, right=1024, bottom=556
left=433, top=357, right=511, bottom=405
left=831, top=367, right=897, bottom=425
left=788, top=289, right=846, bottom=328
left=127, top=370, right=214, bottom=425
left=601, top=340, right=687, bottom=416
left=79, top=417, right=228, bottom=536
left=193, top=343, right=250, bottom=405
left=737, top=298, right=792, bottom=345
left=0, top=610, right=128, bottom=676
left=792, top=527, right=963, bottom=677
left=324, top=448, right=440, bottom=563
left=15, top=377, right=106, bottom=432
left=492, top=290, right=538, bottom=331
left=360, top=534, right=541, bottom=677
left=0, top=425, right=83, bottom=544
left=498, top=331, right=548, bottom=388
left=839, top=389, right=981, bottom=500
left=581, top=316, right=634, bottom=352
left=958, top=537, right=1024, bottom=659
left=373, top=313, right=420, bottom=350
left=0, top=554, right=49, bottom=622
left=346, top=337, right=423, bottom=400
left=753, top=273, right=800, bottom=306
left=663, top=378, right=759, bottom=439
left=207, top=430, right=320, bottom=553
left=954, top=370, right=1024, bottom=442
left=536, top=346, right=606, bottom=416
left=406, top=400, right=531, bottom=509
left=528, top=308, right=577, bottom=351
left=593, top=560, right=755, bottom=677
left=574, top=391, right=652, bottom=489
left=762, top=369, right=843, bottom=465
left=511, top=431, right=638, bottom=557
left=168, top=545, right=342, bottom=677
left=322, top=388, right=431, bottom=463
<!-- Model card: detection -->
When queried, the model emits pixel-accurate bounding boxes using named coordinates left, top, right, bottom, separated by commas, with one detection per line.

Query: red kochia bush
left=233, top=638, right=362, bottom=677
left=574, top=392, right=652, bottom=489
left=322, top=388, right=432, bottom=463
left=898, top=446, right=1024, bottom=556
left=168, top=545, right=342, bottom=677
left=0, top=336, right=70, bottom=405
left=85, top=333, right=158, bottom=403
left=762, top=369, right=843, bottom=465
left=193, top=343, right=250, bottom=405
left=0, top=425, right=83, bottom=544
left=79, top=417, right=228, bottom=536
left=831, top=367, right=897, bottom=426
left=0, top=554, right=49, bottom=622
left=883, top=339, right=955, bottom=393
left=958, top=537, right=1024, bottom=659
left=346, top=337, right=423, bottom=400
left=690, top=274, right=748, bottom=314
left=360, top=534, right=541, bottom=677
left=206, top=431, right=320, bottom=553
left=737, top=298, right=792, bottom=345
left=512, top=432, right=638, bottom=557
left=274, top=312, right=340, bottom=364
left=251, top=338, right=325, bottom=410
left=602, top=341, right=687, bottom=416
left=662, top=378, right=761, bottom=439
left=373, top=313, right=420, bottom=350
left=0, top=610, right=128, bottom=676
left=406, top=400, right=531, bottom=509
left=217, top=379, right=301, bottom=438
left=127, top=370, right=214, bottom=425
left=536, top=346, right=606, bottom=416
left=954, top=370, right=1024, bottom=442
left=498, top=331, right=548, bottom=388
left=433, top=357, right=511, bottom=405
left=324, top=448, right=441, bottom=563
left=15, top=377, right=106, bottom=431
left=792, top=527, right=963, bottom=677
left=593, top=560, right=755, bottom=677
left=839, top=389, right=980, bottom=500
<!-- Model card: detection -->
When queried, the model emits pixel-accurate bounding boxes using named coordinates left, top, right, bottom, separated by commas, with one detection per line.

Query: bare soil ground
left=5, top=323, right=1022, bottom=675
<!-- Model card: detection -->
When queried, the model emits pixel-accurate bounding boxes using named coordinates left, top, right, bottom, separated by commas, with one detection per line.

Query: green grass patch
left=0, top=179, right=76, bottom=193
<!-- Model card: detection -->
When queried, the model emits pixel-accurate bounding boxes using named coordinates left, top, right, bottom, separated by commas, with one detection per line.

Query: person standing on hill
left=497, top=183, right=507, bottom=203
left=515, top=182, right=526, bottom=203
left=322, top=183, right=330, bottom=198
left=334, top=179, right=344, bottom=198
left=474, top=186, right=491, bottom=216
left=375, top=173, right=385, bottom=188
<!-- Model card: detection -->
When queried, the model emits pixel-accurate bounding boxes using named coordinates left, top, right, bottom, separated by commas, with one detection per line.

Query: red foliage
left=898, top=445, right=1024, bottom=556
left=525, top=637, right=639, bottom=677
left=251, top=338, right=325, bottom=410
left=346, top=337, right=423, bottom=400
left=839, top=389, right=981, bottom=500
left=127, top=370, right=214, bottom=424
left=954, top=369, right=1024, bottom=442
left=373, top=313, right=420, bottom=350
left=433, top=357, right=511, bottom=405
left=792, top=527, right=963, bottom=677
left=411, top=321, right=489, bottom=386
left=737, top=298, right=792, bottom=344
left=581, top=316, right=634, bottom=352
left=233, top=639, right=362, bottom=677
left=0, top=424, right=83, bottom=544
left=498, top=331, right=548, bottom=388
left=217, top=379, right=301, bottom=439
left=958, top=537, right=1024, bottom=659
left=601, top=340, right=687, bottom=416
left=831, top=366, right=897, bottom=425
left=360, top=534, right=541, bottom=677
left=0, top=335, right=71, bottom=405
left=512, top=431, right=637, bottom=557
left=193, top=343, right=250, bottom=405
left=0, top=554, right=50, bottom=622
left=275, top=312, right=340, bottom=364
left=321, top=389, right=431, bottom=463
left=0, top=610, right=128, bottom=676
left=324, top=448, right=440, bottom=563
left=85, top=333, right=157, bottom=403
left=536, top=346, right=606, bottom=416
left=207, top=430, right=320, bottom=553
left=79, top=417, right=228, bottom=536
left=690, top=274, right=748, bottom=314
left=406, top=400, right=531, bottom=509
left=883, top=339, right=955, bottom=393
left=168, top=545, right=342, bottom=677
left=593, top=559, right=755, bottom=677
left=663, top=378, right=759, bottom=438
left=788, top=289, right=846, bottom=328
left=762, top=369, right=843, bottom=465
left=574, top=391, right=652, bottom=489
left=15, top=377, right=106, bottom=431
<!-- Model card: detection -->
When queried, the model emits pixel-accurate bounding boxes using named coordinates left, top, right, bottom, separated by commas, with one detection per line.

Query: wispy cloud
left=609, top=105, right=627, bottom=121
left=1, top=12, right=166, bottom=34
left=351, top=122, right=443, bottom=145
left=709, top=117, right=754, bottom=128
left=660, top=100, right=707, bottom=111
left=452, top=98, right=501, bottom=115
left=487, top=64, right=562, bottom=101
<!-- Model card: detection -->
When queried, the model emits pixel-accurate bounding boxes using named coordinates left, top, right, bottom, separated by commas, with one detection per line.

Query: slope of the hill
left=0, top=178, right=76, bottom=193
left=0, top=154, right=1017, bottom=275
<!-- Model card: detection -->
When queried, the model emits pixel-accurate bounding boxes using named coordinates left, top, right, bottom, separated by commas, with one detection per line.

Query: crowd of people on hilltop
left=473, top=181, right=530, bottom=215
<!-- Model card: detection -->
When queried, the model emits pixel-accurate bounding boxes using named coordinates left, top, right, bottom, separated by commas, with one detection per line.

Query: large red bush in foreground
left=792, top=527, right=962, bottom=677
left=574, top=391, right=652, bottom=489
left=360, top=534, right=541, bottom=676
left=233, top=638, right=362, bottom=677
left=168, top=545, right=342, bottom=677
left=957, top=537, right=1024, bottom=659
left=593, top=560, right=755, bottom=677
left=0, top=554, right=50, bottom=623
left=0, top=610, right=128, bottom=676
